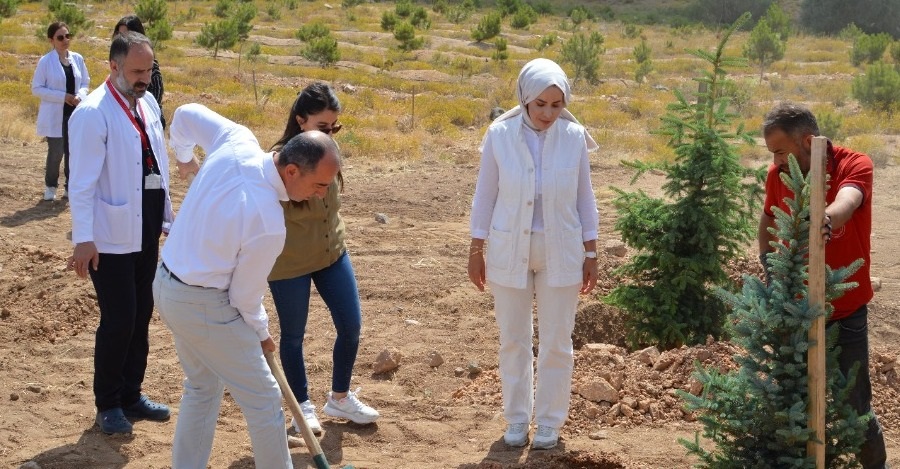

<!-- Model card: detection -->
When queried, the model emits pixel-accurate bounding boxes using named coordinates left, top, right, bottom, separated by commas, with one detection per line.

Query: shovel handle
left=265, top=351, right=331, bottom=469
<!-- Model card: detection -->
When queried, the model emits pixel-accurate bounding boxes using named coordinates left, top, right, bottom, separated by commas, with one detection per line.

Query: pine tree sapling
left=606, top=13, right=764, bottom=350
left=471, top=11, right=501, bottom=42
left=744, top=19, right=786, bottom=79
left=559, top=32, right=605, bottom=85
left=679, top=155, right=868, bottom=468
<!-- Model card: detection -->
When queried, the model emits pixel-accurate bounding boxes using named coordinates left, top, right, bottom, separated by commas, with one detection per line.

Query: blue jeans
left=828, top=305, right=888, bottom=469
left=268, top=251, right=362, bottom=403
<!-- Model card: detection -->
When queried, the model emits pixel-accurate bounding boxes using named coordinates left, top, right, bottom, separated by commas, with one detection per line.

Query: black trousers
left=828, top=305, right=889, bottom=469
left=89, top=243, right=159, bottom=411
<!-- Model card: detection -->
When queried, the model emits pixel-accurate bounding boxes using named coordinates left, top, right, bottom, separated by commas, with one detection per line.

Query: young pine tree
left=679, top=155, right=868, bottom=468
left=606, top=13, right=764, bottom=350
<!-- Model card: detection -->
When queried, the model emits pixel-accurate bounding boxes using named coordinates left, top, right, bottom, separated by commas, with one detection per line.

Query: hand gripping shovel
left=265, top=351, right=355, bottom=469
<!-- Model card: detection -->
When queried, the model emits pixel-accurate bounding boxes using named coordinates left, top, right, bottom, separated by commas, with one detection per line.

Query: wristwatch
left=584, top=251, right=598, bottom=259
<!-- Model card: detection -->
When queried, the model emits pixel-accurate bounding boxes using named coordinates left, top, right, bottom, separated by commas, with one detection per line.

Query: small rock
left=871, top=277, right=881, bottom=292
left=466, top=361, right=482, bottom=376
left=606, top=403, right=621, bottom=418
left=695, top=349, right=712, bottom=362
left=454, top=367, right=465, bottom=377
left=578, top=378, right=619, bottom=403
left=10, top=392, right=19, bottom=401
left=689, top=379, right=703, bottom=396
left=0, top=308, right=9, bottom=319
left=287, top=435, right=305, bottom=448
left=584, top=343, right=621, bottom=354
left=621, top=396, right=637, bottom=409
left=636, top=346, right=660, bottom=366
left=603, top=239, right=627, bottom=257
left=341, top=83, right=357, bottom=94
left=26, top=384, right=42, bottom=394
left=584, top=405, right=600, bottom=419
left=620, top=403, right=634, bottom=418
left=374, top=213, right=389, bottom=224
left=649, top=403, right=662, bottom=419
left=404, top=319, right=420, bottom=326
left=588, top=430, right=609, bottom=440
left=427, top=350, right=444, bottom=368
left=653, top=351, right=679, bottom=371
left=372, top=348, right=402, bottom=374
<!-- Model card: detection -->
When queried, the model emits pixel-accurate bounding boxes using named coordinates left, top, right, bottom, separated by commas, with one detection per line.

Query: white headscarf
left=491, top=58, right=598, bottom=151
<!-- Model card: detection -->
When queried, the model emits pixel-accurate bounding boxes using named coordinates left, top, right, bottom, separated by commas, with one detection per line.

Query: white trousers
left=489, top=233, right=580, bottom=429
left=153, top=265, right=292, bottom=469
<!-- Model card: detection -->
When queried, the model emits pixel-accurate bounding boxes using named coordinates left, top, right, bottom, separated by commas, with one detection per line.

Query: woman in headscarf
left=468, top=58, right=599, bottom=450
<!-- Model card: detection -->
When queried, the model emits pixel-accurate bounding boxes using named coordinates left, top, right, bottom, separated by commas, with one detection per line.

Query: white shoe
left=291, top=400, right=322, bottom=435
left=322, top=388, right=379, bottom=424
left=503, top=423, right=529, bottom=447
left=43, top=186, right=55, bottom=201
left=532, top=425, right=559, bottom=450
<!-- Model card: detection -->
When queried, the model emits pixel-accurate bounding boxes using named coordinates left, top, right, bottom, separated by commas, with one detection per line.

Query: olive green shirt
left=268, top=180, right=346, bottom=281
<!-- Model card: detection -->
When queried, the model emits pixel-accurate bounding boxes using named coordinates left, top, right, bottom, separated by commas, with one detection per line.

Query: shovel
left=265, top=351, right=355, bottom=469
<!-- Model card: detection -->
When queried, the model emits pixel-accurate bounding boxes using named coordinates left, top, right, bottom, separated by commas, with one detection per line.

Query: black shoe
left=123, top=395, right=170, bottom=421
left=96, top=408, right=133, bottom=434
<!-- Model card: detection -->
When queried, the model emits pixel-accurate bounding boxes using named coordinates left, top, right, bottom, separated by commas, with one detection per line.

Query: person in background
left=114, top=15, right=165, bottom=128
left=68, top=31, right=171, bottom=435
left=758, top=103, right=888, bottom=469
left=32, top=21, right=90, bottom=201
left=267, top=82, right=379, bottom=437
left=468, top=58, right=600, bottom=450
left=156, top=102, right=341, bottom=469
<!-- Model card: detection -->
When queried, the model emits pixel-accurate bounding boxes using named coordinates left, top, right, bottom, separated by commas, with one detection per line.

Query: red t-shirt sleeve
left=833, top=151, right=873, bottom=204
left=763, top=164, right=783, bottom=218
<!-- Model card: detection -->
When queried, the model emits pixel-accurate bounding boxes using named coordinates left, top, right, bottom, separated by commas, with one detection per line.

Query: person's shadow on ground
left=458, top=437, right=568, bottom=468
left=225, top=421, right=377, bottom=469
left=22, top=426, right=134, bottom=469
left=0, top=199, right=67, bottom=228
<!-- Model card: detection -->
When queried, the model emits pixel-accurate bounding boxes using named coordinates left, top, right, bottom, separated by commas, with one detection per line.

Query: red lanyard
left=106, top=78, right=149, bottom=152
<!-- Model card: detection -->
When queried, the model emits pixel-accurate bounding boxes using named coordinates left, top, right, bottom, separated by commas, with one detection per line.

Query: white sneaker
left=503, top=423, right=529, bottom=447
left=291, top=400, right=322, bottom=435
left=43, top=186, right=55, bottom=201
left=322, top=388, right=379, bottom=424
left=532, top=425, right=559, bottom=450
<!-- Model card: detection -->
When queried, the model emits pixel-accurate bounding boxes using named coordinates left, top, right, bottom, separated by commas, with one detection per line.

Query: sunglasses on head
left=55, top=33, right=72, bottom=41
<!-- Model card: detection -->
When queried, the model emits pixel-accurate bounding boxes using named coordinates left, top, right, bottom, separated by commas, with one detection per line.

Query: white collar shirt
left=162, top=103, right=289, bottom=341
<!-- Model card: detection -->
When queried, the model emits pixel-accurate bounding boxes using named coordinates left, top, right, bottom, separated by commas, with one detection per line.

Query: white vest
left=483, top=115, right=588, bottom=289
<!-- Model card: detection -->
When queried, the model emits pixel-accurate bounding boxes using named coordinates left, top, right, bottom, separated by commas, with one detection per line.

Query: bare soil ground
left=1, top=136, right=898, bottom=468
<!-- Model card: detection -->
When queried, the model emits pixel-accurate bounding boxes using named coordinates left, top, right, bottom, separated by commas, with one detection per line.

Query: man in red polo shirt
left=758, top=103, right=887, bottom=469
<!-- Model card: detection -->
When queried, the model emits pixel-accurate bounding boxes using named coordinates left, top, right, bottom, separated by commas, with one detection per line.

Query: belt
left=160, top=262, right=186, bottom=285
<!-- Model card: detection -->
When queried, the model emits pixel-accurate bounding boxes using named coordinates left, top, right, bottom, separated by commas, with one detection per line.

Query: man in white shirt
left=68, top=31, right=172, bottom=435
left=153, top=103, right=340, bottom=469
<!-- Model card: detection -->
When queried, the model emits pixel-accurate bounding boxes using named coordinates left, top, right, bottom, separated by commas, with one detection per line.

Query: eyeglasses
left=55, top=33, right=72, bottom=41
left=319, top=125, right=342, bottom=135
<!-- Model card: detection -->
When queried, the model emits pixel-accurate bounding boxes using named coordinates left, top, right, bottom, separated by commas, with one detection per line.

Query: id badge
left=144, top=173, right=162, bottom=190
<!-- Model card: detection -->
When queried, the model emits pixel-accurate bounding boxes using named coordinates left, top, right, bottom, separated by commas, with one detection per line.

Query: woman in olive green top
left=268, top=82, right=379, bottom=436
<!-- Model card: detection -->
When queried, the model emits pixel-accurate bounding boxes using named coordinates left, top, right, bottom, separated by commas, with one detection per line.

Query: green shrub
left=559, top=31, right=604, bottom=85
left=890, top=41, right=900, bottom=65
left=303, top=35, right=340, bottom=67
left=492, top=37, right=508, bottom=61
left=817, top=111, right=843, bottom=141
left=395, top=0, right=412, bottom=18
left=47, top=0, right=93, bottom=35
left=537, top=33, right=557, bottom=51
left=394, top=21, right=423, bottom=51
left=432, top=0, right=448, bottom=14
left=510, top=4, right=537, bottom=30
left=410, top=6, right=430, bottom=30
left=838, top=23, right=864, bottom=41
left=623, top=23, right=642, bottom=39
left=381, top=11, right=397, bottom=31
left=295, top=21, right=330, bottom=41
left=214, top=0, right=233, bottom=18
left=850, top=32, right=892, bottom=66
left=852, top=61, right=900, bottom=112
left=471, top=12, right=501, bottom=42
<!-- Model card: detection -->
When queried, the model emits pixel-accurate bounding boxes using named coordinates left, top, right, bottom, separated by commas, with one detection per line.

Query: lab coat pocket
left=94, top=199, right=132, bottom=245
left=486, top=227, right=514, bottom=271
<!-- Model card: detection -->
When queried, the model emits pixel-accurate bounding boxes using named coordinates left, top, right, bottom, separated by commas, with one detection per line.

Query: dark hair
left=763, top=102, right=820, bottom=140
left=113, top=15, right=146, bottom=38
left=47, top=22, right=68, bottom=39
left=109, top=31, right=152, bottom=64
left=277, top=132, right=342, bottom=175
left=271, top=82, right=342, bottom=151
left=271, top=82, right=344, bottom=198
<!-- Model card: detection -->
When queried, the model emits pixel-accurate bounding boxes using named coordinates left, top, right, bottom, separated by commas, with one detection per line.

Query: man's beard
left=115, top=71, right=147, bottom=100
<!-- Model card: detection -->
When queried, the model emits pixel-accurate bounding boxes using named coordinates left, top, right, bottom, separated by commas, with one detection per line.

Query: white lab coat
left=31, top=49, right=90, bottom=138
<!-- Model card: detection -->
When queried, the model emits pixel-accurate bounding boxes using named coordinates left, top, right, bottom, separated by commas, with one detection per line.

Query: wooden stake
left=807, top=136, right=827, bottom=469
